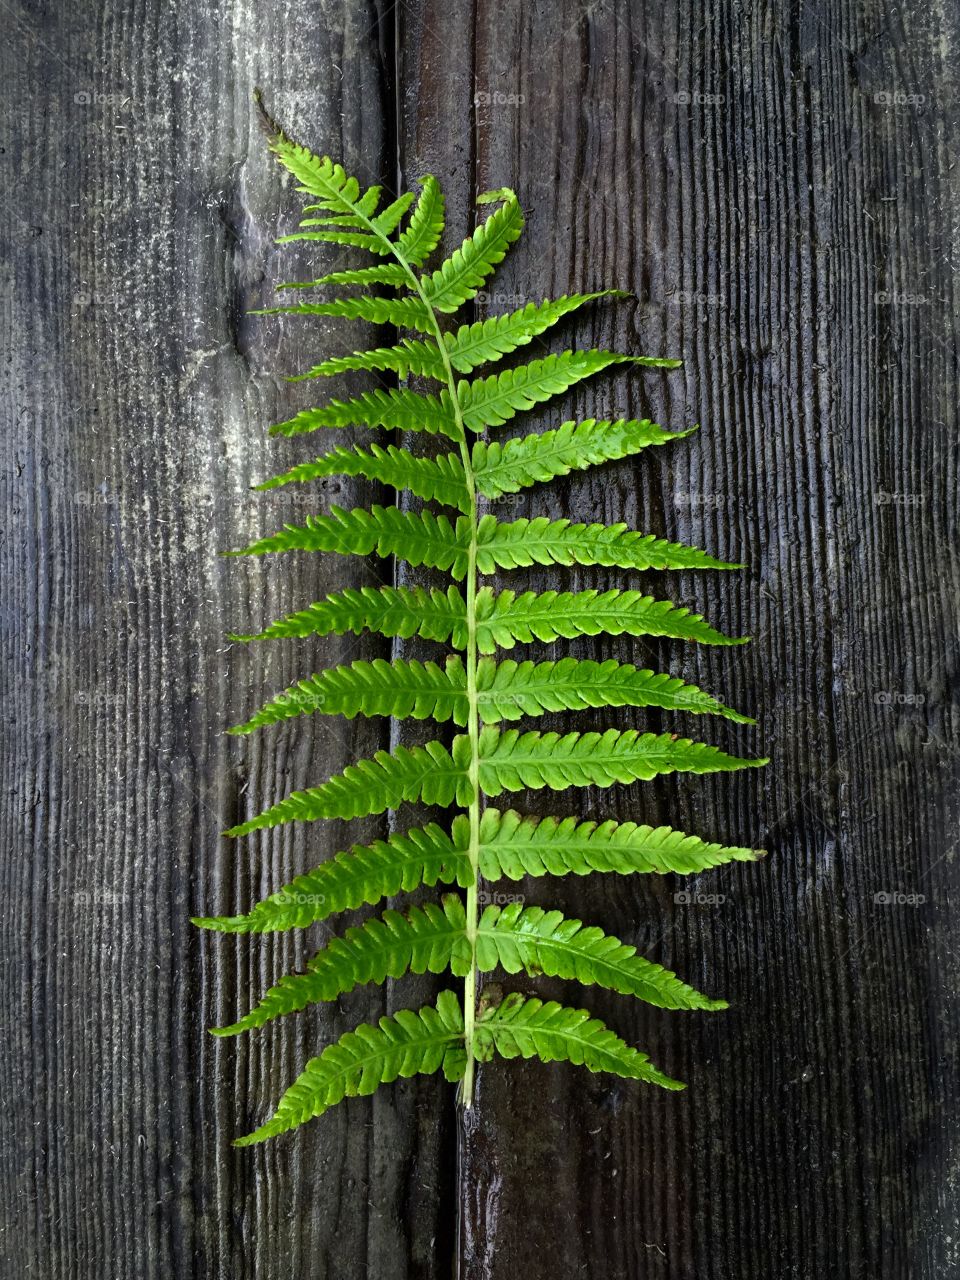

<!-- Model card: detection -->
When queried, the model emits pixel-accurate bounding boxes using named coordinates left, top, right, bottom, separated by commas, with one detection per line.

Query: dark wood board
left=1, top=0, right=958, bottom=1277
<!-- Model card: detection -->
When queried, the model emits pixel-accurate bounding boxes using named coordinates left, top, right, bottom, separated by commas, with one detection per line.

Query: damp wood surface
left=1, top=1, right=958, bottom=1277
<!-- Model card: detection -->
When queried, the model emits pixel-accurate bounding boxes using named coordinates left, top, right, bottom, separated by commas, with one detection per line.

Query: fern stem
left=340, top=191, right=483, bottom=1106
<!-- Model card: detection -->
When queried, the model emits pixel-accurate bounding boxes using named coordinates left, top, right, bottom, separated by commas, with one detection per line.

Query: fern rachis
left=194, top=101, right=767, bottom=1146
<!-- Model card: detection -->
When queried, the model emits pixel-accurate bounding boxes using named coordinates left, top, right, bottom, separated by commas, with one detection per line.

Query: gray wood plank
left=432, top=1, right=960, bottom=1277
left=0, top=2, right=451, bottom=1276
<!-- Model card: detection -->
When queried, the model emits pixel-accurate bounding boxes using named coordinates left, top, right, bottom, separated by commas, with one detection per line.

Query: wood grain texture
left=1, top=0, right=958, bottom=1277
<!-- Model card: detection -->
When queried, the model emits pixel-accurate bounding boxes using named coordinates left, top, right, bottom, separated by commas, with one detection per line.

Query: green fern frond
left=459, top=350, right=680, bottom=431
left=228, top=727, right=761, bottom=835
left=255, top=444, right=468, bottom=512
left=478, top=808, right=765, bottom=880
left=230, top=505, right=472, bottom=577
left=258, top=295, right=431, bottom=334
left=475, top=993, right=683, bottom=1090
left=474, top=587, right=745, bottom=650
left=269, top=387, right=459, bottom=440
left=472, top=419, right=697, bottom=498
left=228, top=656, right=470, bottom=731
left=230, top=584, right=468, bottom=647
left=420, top=188, right=523, bottom=312
left=229, top=655, right=748, bottom=735
left=475, top=658, right=752, bottom=723
left=200, top=119, right=768, bottom=1141
left=233, top=990, right=466, bottom=1146
left=294, top=337, right=446, bottom=381
left=474, top=903, right=725, bottom=1009
left=257, top=115, right=371, bottom=210
left=213, top=897, right=469, bottom=1035
left=443, top=293, right=628, bottom=372
left=396, top=174, right=445, bottom=265
left=476, top=726, right=766, bottom=796
left=216, top=895, right=720, bottom=1036
left=277, top=264, right=410, bottom=290
left=193, top=822, right=469, bottom=933
left=475, top=515, right=740, bottom=573
left=226, top=739, right=471, bottom=836
left=195, top=807, right=763, bottom=937
left=276, top=228, right=391, bottom=253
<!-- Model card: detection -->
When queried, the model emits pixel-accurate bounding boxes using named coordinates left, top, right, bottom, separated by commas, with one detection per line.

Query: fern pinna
left=193, top=104, right=767, bottom=1146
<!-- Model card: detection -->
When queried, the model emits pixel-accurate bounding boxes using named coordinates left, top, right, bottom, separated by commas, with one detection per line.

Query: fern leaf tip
left=476, top=186, right=517, bottom=204
left=191, top=914, right=251, bottom=933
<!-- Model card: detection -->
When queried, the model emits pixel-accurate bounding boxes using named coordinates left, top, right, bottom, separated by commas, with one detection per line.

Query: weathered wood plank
left=430, top=1, right=960, bottom=1277
left=0, top=2, right=453, bottom=1276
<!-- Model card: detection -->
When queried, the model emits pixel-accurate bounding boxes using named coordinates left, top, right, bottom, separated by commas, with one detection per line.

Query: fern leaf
left=270, top=388, right=459, bottom=440
left=233, top=990, right=466, bottom=1145
left=230, top=585, right=468, bottom=647
left=193, top=823, right=470, bottom=934
left=475, top=657, right=752, bottom=724
left=229, top=505, right=472, bottom=578
left=228, top=656, right=471, bottom=732
left=255, top=444, right=468, bottom=512
left=475, top=726, right=766, bottom=797
left=277, top=264, right=410, bottom=290
left=475, top=993, right=683, bottom=1089
left=444, top=293, right=627, bottom=373
left=478, top=808, right=765, bottom=880
left=297, top=338, right=445, bottom=381
left=213, top=898, right=469, bottom=1035
left=233, top=584, right=741, bottom=652
left=473, top=419, right=696, bottom=498
left=297, top=213, right=376, bottom=229
left=475, top=515, right=740, bottom=573
left=299, top=183, right=381, bottom=219
left=420, top=189, right=523, bottom=313
left=396, top=175, right=445, bottom=266
left=226, top=739, right=471, bottom=836
left=474, top=587, right=746, bottom=651
left=195, top=808, right=763, bottom=936
left=276, top=229, right=390, bottom=254
left=229, top=655, right=747, bottom=735
left=258, top=295, right=431, bottom=335
left=475, top=904, right=725, bottom=1010
left=371, top=191, right=415, bottom=233
left=258, top=116, right=370, bottom=211
left=208, top=129, right=768, bottom=1137
left=459, top=351, right=680, bottom=432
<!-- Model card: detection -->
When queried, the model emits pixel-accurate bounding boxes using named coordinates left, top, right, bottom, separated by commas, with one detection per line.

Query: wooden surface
left=2, top=1, right=958, bottom=1276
